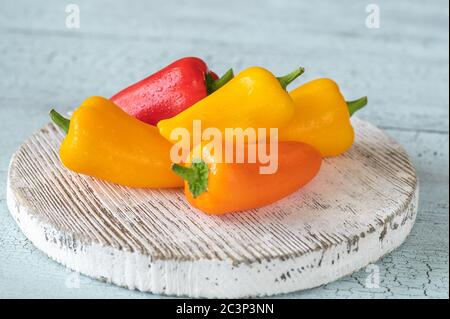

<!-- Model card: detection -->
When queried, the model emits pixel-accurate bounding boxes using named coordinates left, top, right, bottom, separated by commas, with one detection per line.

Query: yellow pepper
left=157, top=66, right=304, bottom=145
left=50, top=96, right=183, bottom=188
left=279, top=78, right=367, bottom=157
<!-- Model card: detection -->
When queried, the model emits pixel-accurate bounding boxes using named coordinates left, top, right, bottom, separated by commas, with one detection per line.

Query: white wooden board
left=6, top=118, right=418, bottom=298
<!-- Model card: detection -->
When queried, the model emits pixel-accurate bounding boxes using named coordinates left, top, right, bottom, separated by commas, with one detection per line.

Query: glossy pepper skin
left=111, top=57, right=233, bottom=125
left=157, top=66, right=304, bottom=145
left=172, top=142, right=322, bottom=215
left=279, top=78, right=368, bottom=157
left=49, top=97, right=183, bottom=188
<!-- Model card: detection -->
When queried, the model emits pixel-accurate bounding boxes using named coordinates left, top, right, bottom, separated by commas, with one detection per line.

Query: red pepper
left=110, top=57, right=233, bottom=125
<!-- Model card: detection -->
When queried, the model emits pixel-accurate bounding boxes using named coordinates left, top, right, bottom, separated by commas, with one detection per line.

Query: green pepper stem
left=172, top=161, right=209, bottom=198
left=346, top=96, right=368, bottom=117
left=49, top=109, right=70, bottom=134
left=277, top=67, right=305, bottom=90
left=205, top=68, right=234, bottom=94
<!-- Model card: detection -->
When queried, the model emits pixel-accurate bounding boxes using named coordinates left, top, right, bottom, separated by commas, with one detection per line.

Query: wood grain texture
left=0, top=0, right=447, bottom=299
left=7, top=118, right=418, bottom=297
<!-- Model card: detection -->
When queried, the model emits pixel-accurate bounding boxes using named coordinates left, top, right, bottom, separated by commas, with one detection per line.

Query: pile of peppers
left=50, top=57, right=367, bottom=215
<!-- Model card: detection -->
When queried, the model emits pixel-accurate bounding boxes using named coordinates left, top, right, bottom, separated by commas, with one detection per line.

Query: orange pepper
left=50, top=97, right=183, bottom=188
left=172, top=141, right=322, bottom=214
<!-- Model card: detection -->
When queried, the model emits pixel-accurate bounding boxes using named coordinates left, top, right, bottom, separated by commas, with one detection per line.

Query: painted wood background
left=0, top=0, right=448, bottom=298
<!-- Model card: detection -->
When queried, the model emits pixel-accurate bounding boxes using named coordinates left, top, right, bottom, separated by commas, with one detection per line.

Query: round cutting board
left=6, top=118, right=418, bottom=298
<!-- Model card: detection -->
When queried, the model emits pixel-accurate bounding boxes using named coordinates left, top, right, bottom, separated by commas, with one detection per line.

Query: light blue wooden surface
left=0, top=0, right=448, bottom=298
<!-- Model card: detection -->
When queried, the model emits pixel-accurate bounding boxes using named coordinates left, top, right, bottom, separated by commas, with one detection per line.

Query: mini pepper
left=279, top=78, right=368, bottom=157
left=49, top=96, right=183, bottom=188
left=157, top=66, right=304, bottom=145
left=111, top=57, right=234, bottom=125
left=172, top=141, right=322, bottom=214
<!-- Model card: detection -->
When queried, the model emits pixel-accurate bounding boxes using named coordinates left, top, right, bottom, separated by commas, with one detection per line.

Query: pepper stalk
left=277, top=67, right=305, bottom=90
left=347, top=96, right=368, bottom=117
left=205, top=69, right=234, bottom=94
left=172, top=161, right=209, bottom=198
left=49, top=109, right=70, bottom=134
